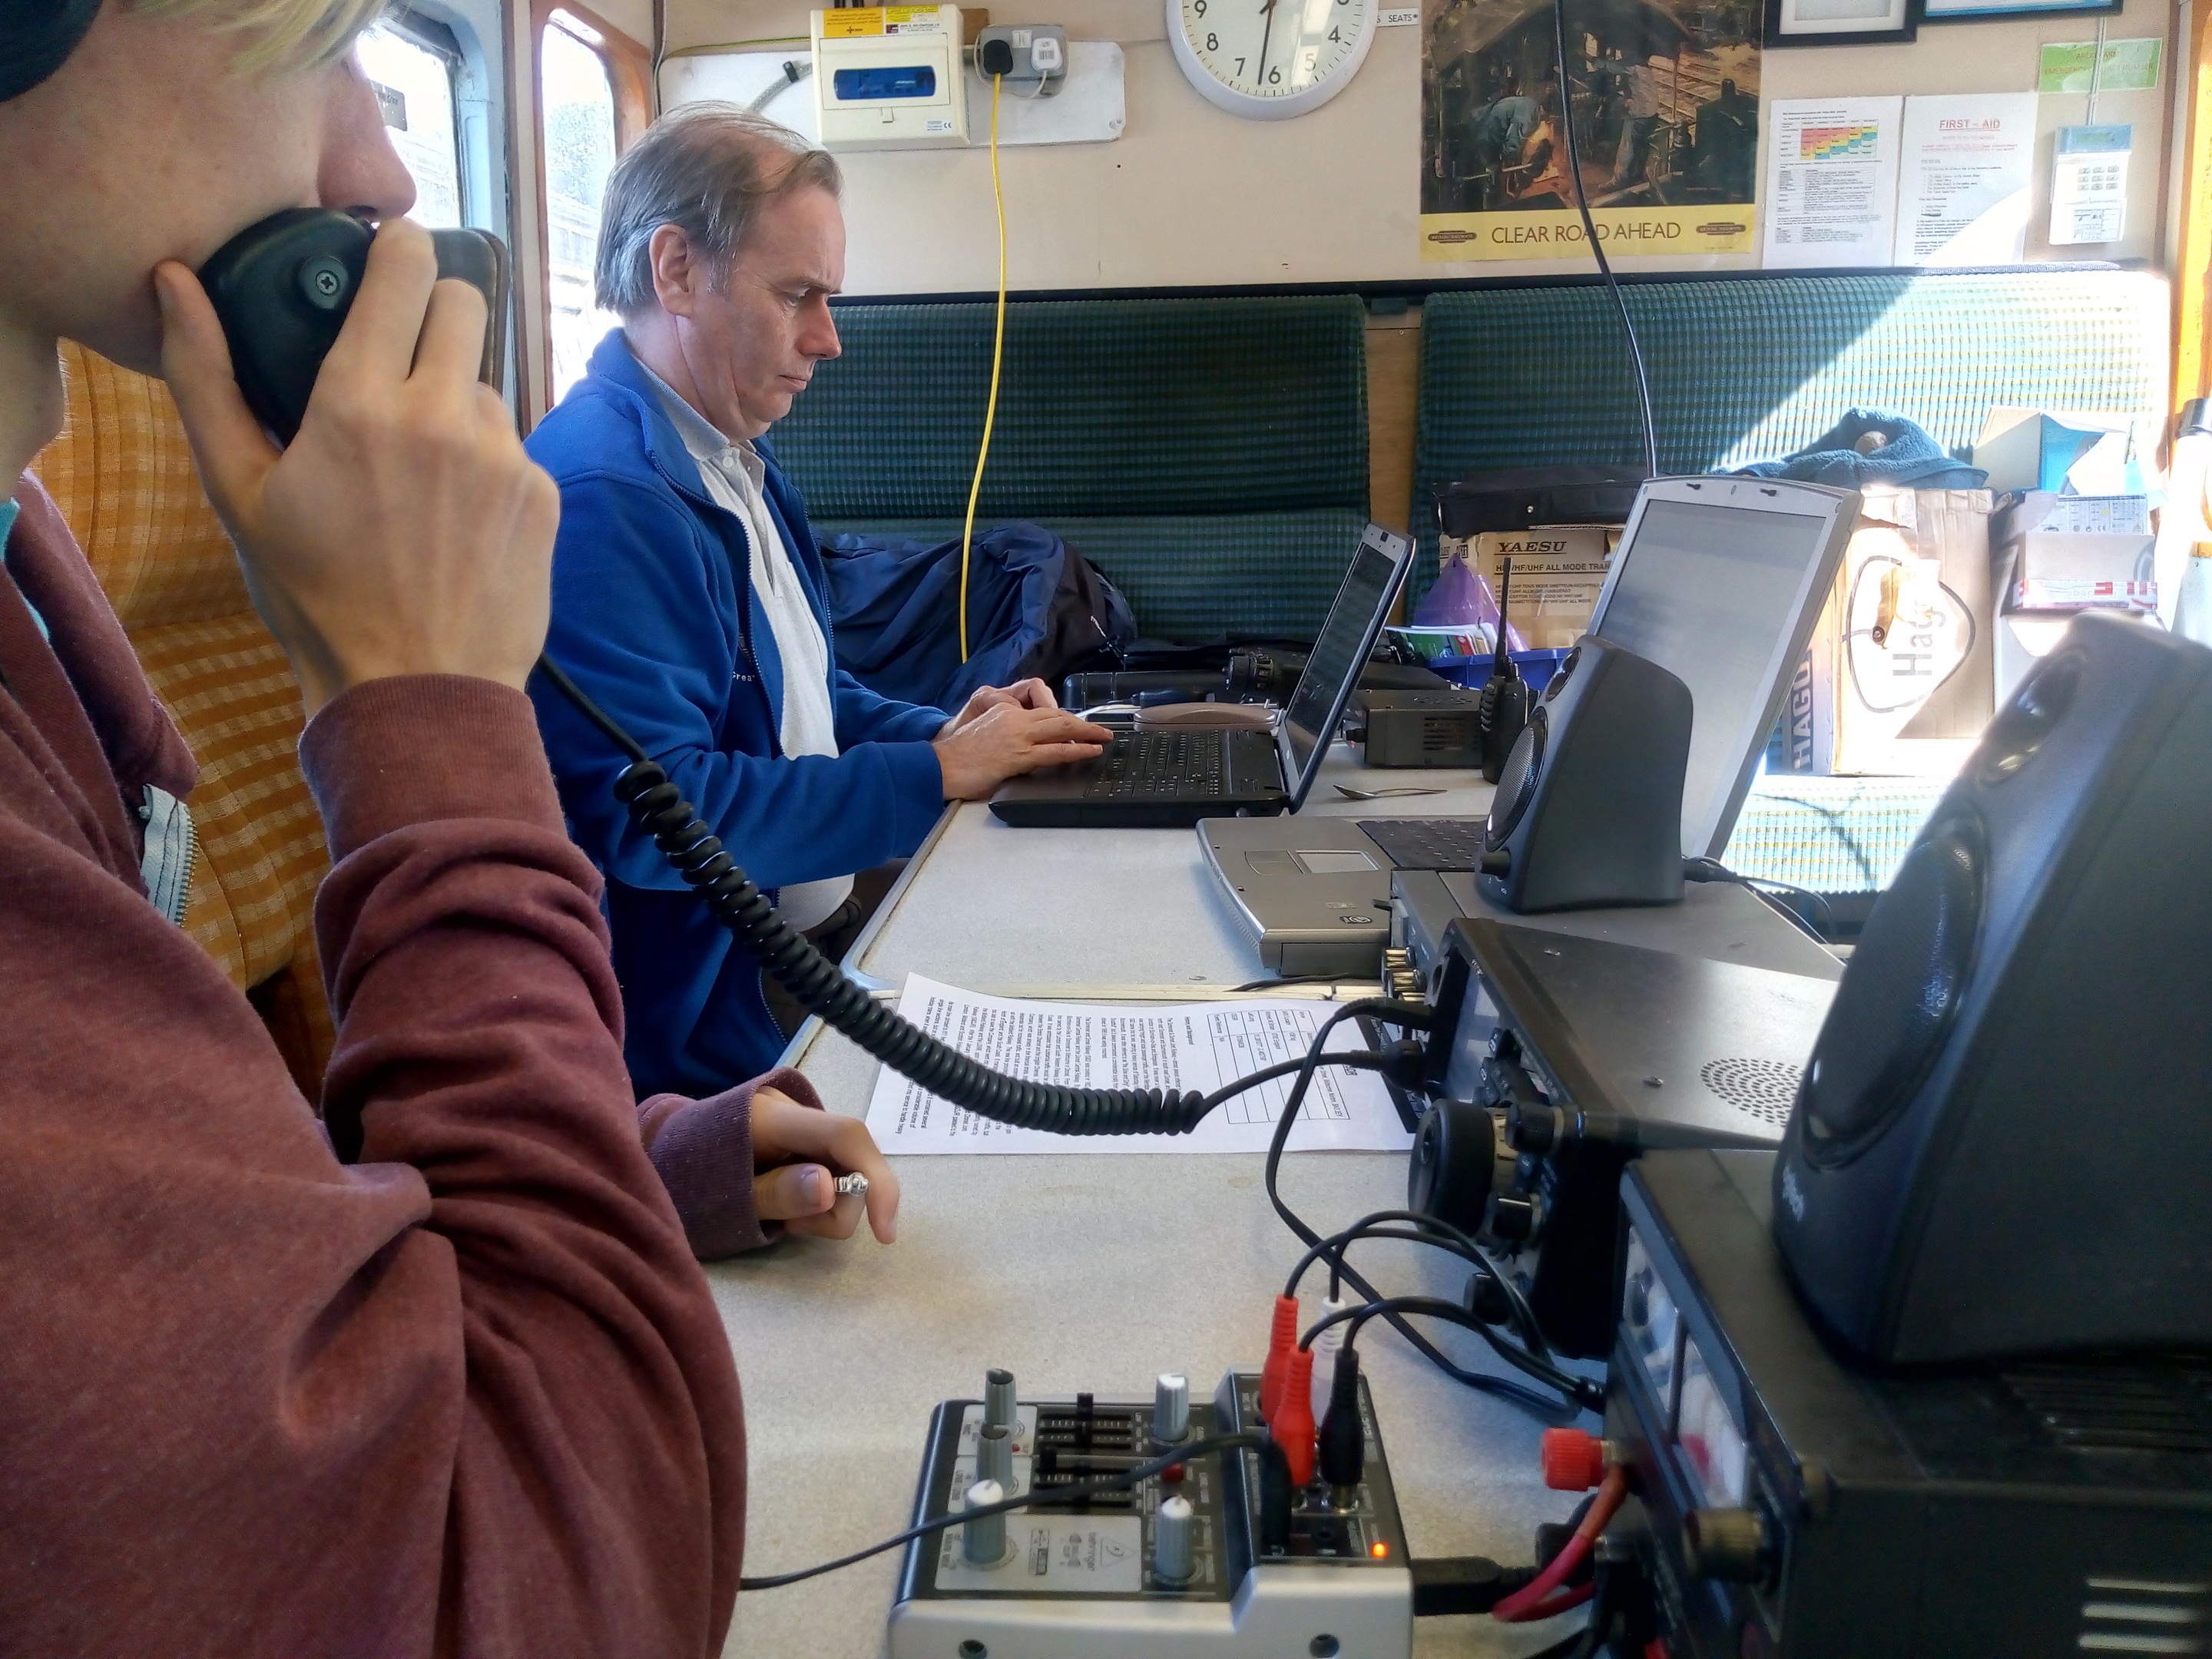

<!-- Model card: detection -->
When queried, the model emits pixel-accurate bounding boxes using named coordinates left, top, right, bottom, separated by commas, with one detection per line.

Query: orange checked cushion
left=33, top=341, right=334, bottom=1098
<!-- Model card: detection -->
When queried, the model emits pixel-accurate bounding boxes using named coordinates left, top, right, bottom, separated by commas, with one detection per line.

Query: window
left=357, top=14, right=465, bottom=229
left=540, top=9, right=624, bottom=402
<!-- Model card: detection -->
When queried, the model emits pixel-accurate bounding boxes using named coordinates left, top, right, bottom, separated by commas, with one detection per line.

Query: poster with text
left=1420, top=0, right=1760, bottom=262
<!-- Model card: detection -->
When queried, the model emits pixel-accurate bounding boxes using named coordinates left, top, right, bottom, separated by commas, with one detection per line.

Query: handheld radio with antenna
left=1477, top=557, right=1529, bottom=783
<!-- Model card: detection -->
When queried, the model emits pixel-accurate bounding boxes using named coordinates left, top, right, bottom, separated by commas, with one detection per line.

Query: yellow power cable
left=958, top=71, right=1008, bottom=662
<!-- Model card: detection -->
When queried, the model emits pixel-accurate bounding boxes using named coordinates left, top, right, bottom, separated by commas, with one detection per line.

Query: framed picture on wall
left=1923, top=0, right=2118, bottom=22
left=1766, top=0, right=1920, bottom=46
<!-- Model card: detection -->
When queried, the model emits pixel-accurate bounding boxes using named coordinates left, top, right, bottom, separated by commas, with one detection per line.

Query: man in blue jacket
left=528, top=106, right=1110, bottom=1098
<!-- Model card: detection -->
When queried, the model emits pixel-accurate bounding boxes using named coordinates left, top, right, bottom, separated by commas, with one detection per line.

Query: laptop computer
left=988, top=523, right=1414, bottom=829
left=1200, top=476, right=1861, bottom=969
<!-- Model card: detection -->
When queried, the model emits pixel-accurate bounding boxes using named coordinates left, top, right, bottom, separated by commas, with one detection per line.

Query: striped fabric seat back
left=34, top=342, right=333, bottom=1096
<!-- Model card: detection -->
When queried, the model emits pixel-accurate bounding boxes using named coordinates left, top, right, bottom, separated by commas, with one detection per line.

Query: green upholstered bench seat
left=776, top=293, right=1369, bottom=641
left=1412, top=267, right=2168, bottom=607
left=1724, top=773, right=1951, bottom=895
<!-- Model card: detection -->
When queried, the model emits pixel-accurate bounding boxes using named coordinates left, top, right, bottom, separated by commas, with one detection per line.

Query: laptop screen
left=1592, top=495, right=1836, bottom=859
left=1282, top=535, right=1405, bottom=794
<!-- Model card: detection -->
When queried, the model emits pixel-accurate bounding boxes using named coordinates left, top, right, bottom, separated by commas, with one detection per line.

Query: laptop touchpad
left=1291, top=851, right=1380, bottom=876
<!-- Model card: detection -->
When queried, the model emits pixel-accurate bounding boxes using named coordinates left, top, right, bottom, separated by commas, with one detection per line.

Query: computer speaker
left=1773, top=612, right=2212, bottom=1365
left=1477, top=636, right=1691, bottom=914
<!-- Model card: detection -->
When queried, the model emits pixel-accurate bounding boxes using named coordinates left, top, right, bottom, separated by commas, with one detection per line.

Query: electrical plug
left=1317, top=1344, right=1365, bottom=1488
left=1273, top=1346, right=1317, bottom=1487
left=1308, top=1296, right=1349, bottom=1425
left=1259, top=1294, right=1299, bottom=1424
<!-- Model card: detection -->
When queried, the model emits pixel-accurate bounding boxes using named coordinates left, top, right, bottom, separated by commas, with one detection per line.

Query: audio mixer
left=888, top=1369, right=1415, bottom=1659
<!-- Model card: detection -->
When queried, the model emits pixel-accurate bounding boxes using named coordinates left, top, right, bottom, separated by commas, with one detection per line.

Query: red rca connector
left=1259, top=1295, right=1300, bottom=1424
left=1540, top=1426, right=1608, bottom=1492
left=1273, top=1346, right=1318, bottom=1487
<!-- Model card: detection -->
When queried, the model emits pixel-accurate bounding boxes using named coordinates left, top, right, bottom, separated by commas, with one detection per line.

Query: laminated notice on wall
left=1762, top=97, right=1902, bottom=270
left=1893, top=93, right=2037, bottom=266
left=820, top=5, right=945, bottom=37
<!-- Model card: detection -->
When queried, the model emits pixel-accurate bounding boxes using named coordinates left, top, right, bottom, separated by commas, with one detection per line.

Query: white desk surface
left=714, top=747, right=1594, bottom=1658
left=851, top=746, right=1495, bottom=997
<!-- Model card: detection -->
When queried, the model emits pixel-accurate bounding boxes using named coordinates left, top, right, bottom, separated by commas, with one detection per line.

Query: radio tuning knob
left=1486, top=1193, right=1538, bottom=1242
left=1682, top=1506, right=1772, bottom=1584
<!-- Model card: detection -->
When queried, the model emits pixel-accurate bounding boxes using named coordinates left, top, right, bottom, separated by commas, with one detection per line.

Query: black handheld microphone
left=1477, top=558, right=1529, bottom=783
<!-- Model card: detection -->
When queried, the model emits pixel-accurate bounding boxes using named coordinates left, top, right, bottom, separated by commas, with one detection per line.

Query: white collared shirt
left=637, top=356, right=853, bottom=932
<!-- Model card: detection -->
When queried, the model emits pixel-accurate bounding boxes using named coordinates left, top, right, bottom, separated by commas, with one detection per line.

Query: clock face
left=1167, top=0, right=1379, bottom=121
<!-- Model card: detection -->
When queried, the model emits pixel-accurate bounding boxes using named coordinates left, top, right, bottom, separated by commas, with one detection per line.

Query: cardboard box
left=1780, top=487, right=1995, bottom=777
left=1435, top=525, right=1618, bottom=650
left=1973, top=408, right=2161, bottom=496
left=1995, top=492, right=2156, bottom=612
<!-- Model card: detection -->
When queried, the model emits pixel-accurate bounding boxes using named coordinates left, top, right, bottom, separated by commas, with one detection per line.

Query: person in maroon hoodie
left=0, top=2, right=901, bottom=1653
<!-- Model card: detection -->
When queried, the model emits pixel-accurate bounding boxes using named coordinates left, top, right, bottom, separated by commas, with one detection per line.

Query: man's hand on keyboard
left=933, top=704, right=1113, bottom=801
left=939, top=677, right=1060, bottom=737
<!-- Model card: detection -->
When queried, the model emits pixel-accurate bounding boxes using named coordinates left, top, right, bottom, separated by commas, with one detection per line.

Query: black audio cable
left=1551, top=0, right=1658, bottom=480
left=1683, top=855, right=1837, bottom=943
left=1284, top=1209, right=1551, bottom=1360
left=536, top=656, right=1425, bottom=1136
left=1262, top=1003, right=1606, bottom=1417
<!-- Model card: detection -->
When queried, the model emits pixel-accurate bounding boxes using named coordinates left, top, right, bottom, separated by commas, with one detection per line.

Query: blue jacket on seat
left=526, top=329, right=950, bottom=1098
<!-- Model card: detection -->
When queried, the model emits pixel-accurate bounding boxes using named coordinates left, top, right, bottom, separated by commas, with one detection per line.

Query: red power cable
left=1492, top=1465, right=1629, bottom=1624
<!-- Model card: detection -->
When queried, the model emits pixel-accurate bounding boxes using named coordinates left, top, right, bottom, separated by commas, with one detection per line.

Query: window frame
left=363, top=7, right=472, bottom=227
left=2175, top=1, right=2212, bottom=418
left=529, top=0, right=653, bottom=419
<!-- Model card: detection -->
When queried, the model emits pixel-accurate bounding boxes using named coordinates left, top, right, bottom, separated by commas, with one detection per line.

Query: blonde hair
left=134, top=0, right=390, bottom=70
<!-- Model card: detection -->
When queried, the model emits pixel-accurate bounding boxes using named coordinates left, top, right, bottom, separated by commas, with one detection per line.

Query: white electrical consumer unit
left=810, top=5, right=969, bottom=153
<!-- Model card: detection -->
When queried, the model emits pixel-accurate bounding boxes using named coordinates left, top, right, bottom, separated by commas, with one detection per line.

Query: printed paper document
left=863, top=976, right=1414, bottom=1155
left=1894, top=93, right=2037, bottom=265
left=1763, top=98, right=1902, bottom=269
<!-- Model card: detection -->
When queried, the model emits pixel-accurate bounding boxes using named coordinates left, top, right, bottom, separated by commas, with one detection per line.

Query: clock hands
left=1254, top=0, right=1279, bottom=93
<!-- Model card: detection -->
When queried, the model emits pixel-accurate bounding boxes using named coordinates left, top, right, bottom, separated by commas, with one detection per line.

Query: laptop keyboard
left=1081, top=730, right=1230, bottom=800
left=1357, top=817, right=1488, bottom=871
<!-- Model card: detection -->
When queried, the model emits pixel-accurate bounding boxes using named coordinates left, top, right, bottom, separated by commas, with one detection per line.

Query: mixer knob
left=1682, top=1506, right=1772, bottom=1584
left=984, top=1368, right=1016, bottom=1435
left=1154, top=1373, right=1190, bottom=1445
left=978, top=1422, right=1014, bottom=1492
left=962, top=1479, right=1008, bottom=1567
left=1154, top=1494, right=1197, bottom=1583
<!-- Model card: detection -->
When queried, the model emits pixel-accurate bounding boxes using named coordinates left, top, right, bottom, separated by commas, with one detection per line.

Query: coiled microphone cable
left=535, top=657, right=1426, bottom=1135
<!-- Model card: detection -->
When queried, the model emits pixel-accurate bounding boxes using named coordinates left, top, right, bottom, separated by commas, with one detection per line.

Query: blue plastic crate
left=1431, top=648, right=1574, bottom=696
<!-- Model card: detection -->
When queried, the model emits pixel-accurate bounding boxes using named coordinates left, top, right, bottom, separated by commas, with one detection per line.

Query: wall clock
left=1166, top=0, right=1379, bottom=120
